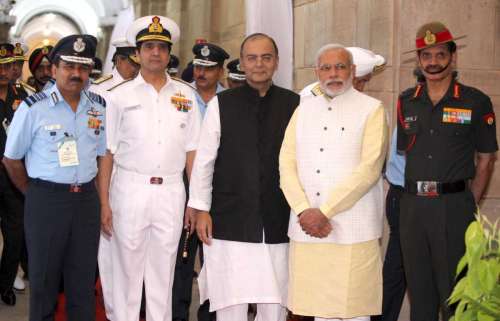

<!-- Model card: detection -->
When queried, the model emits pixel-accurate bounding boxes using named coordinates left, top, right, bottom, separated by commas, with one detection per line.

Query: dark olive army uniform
left=0, top=83, right=28, bottom=296
left=397, top=80, right=498, bottom=321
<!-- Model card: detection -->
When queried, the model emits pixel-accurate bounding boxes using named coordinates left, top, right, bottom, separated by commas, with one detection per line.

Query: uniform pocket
left=442, top=123, right=471, bottom=137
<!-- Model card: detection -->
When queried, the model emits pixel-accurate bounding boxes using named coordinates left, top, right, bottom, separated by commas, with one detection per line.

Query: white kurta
left=188, top=97, right=288, bottom=312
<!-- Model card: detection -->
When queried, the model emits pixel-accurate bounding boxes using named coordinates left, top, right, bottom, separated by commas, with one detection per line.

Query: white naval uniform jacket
left=88, top=69, right=124, bottom=98
left=288, top=86, right=385, bottom=244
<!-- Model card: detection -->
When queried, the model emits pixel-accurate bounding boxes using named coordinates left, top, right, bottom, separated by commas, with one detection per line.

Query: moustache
left=196, top=76, right=207, bottom=81
left=69, top=77, right=83, bottom=83
left=424, top=60, right=451, bottom=75
left=325, top=78, right=344, bottom=86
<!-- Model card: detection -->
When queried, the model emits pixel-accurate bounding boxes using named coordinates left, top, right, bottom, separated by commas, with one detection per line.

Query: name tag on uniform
left=44, top=124, right=62, bottom=131
left=442, top=107, right=471, bottom=124
left=58, top=139, right=79, bottom=167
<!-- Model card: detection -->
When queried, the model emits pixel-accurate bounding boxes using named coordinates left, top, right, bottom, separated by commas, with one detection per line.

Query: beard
left=319, top=73, right=353, bottom=97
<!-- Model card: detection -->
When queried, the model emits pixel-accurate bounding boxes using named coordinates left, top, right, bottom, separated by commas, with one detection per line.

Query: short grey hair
left=315, top=43, right=353, bottom=67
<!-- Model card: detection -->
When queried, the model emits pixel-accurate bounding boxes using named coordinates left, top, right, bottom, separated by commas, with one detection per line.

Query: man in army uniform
left=11, top=42, right=36, bottom=95
left=397, top=22, right=498, bottom=321
left=100, top=15, right=201, bottom=321
left=28, top=45, right=54, bottom=93
left=0, top=43, right=29, bottom=306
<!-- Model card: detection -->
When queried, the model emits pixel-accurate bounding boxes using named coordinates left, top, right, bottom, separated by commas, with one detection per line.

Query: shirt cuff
left=187, top=199, right=210, bottom=212
left=319, top=204, right=332, bottom=218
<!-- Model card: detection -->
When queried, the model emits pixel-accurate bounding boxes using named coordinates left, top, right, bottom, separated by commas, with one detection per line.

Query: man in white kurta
left=187, top=33, right=300, bottom=321
left=280, top=44, right=388, bottom=321
left=299, top=47, right=385, bottom=99
left=99, top=16, right=201, bottom=321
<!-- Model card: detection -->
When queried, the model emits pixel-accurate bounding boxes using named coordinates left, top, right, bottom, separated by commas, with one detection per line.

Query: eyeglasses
left=317, top=63, right=349, bottom=72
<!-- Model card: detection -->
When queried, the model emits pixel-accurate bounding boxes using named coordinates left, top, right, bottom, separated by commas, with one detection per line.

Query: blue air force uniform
left=3, top=34, right=106, bottom=321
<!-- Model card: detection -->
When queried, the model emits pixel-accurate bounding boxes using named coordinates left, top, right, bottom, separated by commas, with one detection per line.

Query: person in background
left=226, top=58, right=246, bottom=89
left=0, top=43, right=29, bottom=306
left=168, top=54, right=180, bottom=77
left=28, top=45, right=54, bottom=93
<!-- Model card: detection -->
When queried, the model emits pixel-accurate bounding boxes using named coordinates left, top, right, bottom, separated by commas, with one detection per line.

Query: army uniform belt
left=404, top=180, right=466, bottom=197
left=31, top=178, right=95, bottom=193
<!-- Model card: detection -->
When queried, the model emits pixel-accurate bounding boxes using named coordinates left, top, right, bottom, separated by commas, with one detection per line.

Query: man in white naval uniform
left=99, top=15, right=201, bottom=321
left=89, top=38, right=139, bottom=321
left=89, top=38, right=139, bottom=96
left=187, top=33, right=300, bottom=321
left=280, top=44, right=388, bottom=321
left=300, top=47, right=385, bottom=98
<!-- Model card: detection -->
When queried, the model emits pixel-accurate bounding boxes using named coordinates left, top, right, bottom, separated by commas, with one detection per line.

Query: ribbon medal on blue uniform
left=171, top=91, right=192, bottom=112
left=442, top=107, right=471, bottom=124
left=87, top=117, right=102, bottom=130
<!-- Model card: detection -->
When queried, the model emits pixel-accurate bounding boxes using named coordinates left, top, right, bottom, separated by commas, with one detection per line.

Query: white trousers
left=110, top=168, right=185, bottom=321
left=314, top=317, right=369, bottom=321
left=216, top=303, right=287, bottom=321
left=98, top=235, right=113, bottom=320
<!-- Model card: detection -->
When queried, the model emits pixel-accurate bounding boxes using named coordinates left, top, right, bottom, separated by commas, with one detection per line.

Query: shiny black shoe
left=1, top=289, right=16, bottom=306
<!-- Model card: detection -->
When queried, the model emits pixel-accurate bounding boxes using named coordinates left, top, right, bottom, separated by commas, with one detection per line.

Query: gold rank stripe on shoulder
left=20, top=81, right=36, bottom=94
left=171, top=76, right=196, bottom=90
left=92, top=74, right=113, bottom=85
left=107, top=78, right=133, bottom=92
left=311, top=83, right=324, bottom=97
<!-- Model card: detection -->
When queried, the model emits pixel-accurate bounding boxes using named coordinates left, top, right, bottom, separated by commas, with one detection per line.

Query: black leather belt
left=405, top=180, right=466, bottom=196
left=31, top=178, right=95, bottom=193
left=388, top=182, right=404, bottom=192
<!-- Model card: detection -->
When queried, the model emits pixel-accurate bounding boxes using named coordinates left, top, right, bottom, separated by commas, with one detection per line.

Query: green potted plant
left=448, top=213, right=500, bottom=321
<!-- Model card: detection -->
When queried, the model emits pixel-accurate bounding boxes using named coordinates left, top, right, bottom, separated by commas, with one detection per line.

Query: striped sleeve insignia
left=87, top=91, right=107, bottom=107
left=23, top=92, right=48, bottom=107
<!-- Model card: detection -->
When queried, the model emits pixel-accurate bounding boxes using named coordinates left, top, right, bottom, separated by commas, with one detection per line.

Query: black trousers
left=372, top=184, right=406, bottom=321
left=399, top=190, right=475, bottom=321
left=0, top=168, right=24, bottom=292
left=172, top=230, right=214, bottom=321
left=25, top=180, right=100, bottom=321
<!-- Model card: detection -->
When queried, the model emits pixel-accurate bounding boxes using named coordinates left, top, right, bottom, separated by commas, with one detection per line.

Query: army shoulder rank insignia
left=442, top=107, right=471, bottom=124
left=171, top=92, right=192, bottom=112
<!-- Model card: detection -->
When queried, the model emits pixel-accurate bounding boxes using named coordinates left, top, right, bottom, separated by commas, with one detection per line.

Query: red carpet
left=54, top=279, right=108, bottom=321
